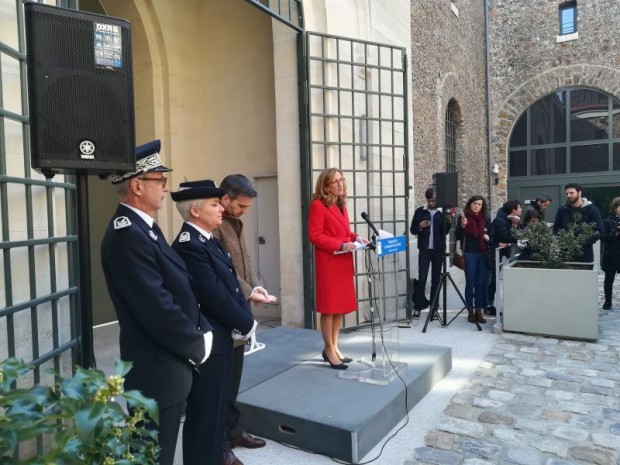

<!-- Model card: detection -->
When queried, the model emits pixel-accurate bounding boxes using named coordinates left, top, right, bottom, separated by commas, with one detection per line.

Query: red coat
left=308, top=199, right=358, bottom=314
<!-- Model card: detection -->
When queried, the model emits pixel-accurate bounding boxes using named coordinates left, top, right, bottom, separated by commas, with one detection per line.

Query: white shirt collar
left=121, top=202, right=154, bottom=227
left=185, top=221, right=213, bottom=240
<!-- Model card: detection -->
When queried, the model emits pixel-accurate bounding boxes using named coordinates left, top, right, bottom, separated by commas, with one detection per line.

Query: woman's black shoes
left=322, top=351, right=348, bottom=369
left=340, top=356, right=353, bottom=363
left=603, top=300, right=612, bottom=310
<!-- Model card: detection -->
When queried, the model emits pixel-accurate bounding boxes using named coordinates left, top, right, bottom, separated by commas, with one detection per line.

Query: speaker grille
left=435, top=172, right=458, bottom=209
left=25, top=4, right=135, bottom=175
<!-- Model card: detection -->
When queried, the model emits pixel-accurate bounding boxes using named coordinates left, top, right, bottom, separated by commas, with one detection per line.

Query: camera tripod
left=422, top=215, right=481, bottom=332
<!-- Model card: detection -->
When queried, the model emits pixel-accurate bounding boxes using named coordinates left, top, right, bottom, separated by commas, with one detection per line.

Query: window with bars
left=445, top=100, right=459, bottom=258
left=445, top=100, right=458, bottom=173
left=559, top=1, right=577, bottom=35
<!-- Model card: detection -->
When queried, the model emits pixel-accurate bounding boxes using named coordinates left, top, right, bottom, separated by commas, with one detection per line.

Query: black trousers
left=183, top=351, right=234, bottom=465
left=417, top=249, right=443, bottom=307
left=604, top=270, right=617, bottom=301
left=222, top=344, right=245, bottom=452
left=133, top=401, right=184, bottom=465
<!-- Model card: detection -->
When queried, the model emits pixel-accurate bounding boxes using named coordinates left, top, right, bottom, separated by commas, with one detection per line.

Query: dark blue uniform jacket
left=101, top=204, right=211, bottom=410
left=172, top=222, right=255, bottom=355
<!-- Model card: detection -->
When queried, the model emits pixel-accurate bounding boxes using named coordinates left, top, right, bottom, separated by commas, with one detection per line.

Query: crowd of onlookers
left=410, top=182, right=620, bottom=318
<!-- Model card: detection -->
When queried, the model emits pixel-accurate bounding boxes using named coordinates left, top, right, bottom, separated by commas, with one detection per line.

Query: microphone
left=361, top=212, right=380, bottom=238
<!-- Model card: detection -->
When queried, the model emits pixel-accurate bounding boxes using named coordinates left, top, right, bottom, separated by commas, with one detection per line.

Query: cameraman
left=602, top=197, right=620, bottom=310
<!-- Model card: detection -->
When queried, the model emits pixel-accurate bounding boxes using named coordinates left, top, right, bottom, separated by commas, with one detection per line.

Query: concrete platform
left=238, top=326, right=452, bottom=464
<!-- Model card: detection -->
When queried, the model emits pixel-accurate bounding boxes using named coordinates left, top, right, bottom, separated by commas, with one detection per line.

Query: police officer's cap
left=108, top=139, right=172, bottom=184
left=171, top=180, right=226, bottom=202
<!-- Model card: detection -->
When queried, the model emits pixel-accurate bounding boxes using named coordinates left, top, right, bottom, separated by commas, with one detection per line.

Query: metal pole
left=76, top=174, right=94, bottom=368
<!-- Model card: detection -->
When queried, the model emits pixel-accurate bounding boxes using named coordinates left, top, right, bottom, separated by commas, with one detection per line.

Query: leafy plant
left=512, top=213, right=598, bottom=269
left=0, top=358, right=159, bottom=465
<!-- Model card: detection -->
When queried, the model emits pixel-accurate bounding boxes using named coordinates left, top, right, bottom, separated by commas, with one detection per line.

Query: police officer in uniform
left=101, top=140, right=213, bottom=465
left=171, top=180, right=257, bottom=465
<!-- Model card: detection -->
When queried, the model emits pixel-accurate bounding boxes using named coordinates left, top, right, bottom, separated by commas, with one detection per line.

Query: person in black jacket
left=486, top=200, right=522, bottom=315
left=601, top=197, right=620, bottom=310
left=171, top=180, right=257, bottom=465
left=522, top=194, right=552, bottom=224
left=553, top=183, right=604, bottom=262
left=410, top=188, right=453, bottom=312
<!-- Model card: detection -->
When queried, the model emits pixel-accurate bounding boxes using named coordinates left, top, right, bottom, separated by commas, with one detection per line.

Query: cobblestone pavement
left=406, top=274, right=620, bottom=465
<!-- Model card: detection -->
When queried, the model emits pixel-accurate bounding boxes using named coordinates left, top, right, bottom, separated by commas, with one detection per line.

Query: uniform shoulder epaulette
left=113, top=216, right=132, bottom=230
left=179, top=231, right=191, bottom=243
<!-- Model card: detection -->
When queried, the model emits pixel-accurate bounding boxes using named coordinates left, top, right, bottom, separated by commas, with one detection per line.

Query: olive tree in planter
left=502, top=216, right=599, bottom=340
left=0, top=358, right=159, bottom=464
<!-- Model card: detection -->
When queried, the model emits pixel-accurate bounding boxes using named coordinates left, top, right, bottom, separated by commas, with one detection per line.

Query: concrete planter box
left=502, top=261, right=598, bottom=341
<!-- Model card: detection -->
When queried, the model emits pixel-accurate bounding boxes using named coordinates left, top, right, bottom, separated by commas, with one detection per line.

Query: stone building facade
left=411, top=0, right=620, bottom=216
left=411, top=1, right=489, bottom=210
left=488, top=0, right=620, bottom=213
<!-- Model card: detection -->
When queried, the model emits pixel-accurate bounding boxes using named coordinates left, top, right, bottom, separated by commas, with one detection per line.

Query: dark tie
left=152, top=222, right=166, bottom=242
left=211, top=237, right=225, bottom=255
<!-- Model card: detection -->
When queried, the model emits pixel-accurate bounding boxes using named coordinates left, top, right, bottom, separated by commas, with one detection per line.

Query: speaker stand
left=76, top=174, right=95, bottom=368
left=422, top=211, right=481, bottom=333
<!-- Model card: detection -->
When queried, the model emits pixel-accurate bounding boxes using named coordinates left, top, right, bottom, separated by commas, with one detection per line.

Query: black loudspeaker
left=25, top=3, right=135, bottom=177
left=435, top=172, right=458, bottom=208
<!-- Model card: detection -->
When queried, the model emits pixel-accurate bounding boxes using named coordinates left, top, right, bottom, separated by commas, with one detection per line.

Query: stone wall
left=488, top=0, right=620, bottom=208
left=411, top=1, right=488, bottom=210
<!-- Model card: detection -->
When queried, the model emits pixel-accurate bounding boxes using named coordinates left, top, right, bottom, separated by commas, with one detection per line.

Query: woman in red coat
left=308, top=168, right=368, bottom=369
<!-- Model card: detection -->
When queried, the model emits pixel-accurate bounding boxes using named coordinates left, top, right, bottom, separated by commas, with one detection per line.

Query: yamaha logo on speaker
left=79, top=140, right=95, bottom=160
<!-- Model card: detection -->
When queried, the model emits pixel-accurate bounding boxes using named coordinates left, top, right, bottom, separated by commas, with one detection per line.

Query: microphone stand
left=366, top=233, right=378, bottom=361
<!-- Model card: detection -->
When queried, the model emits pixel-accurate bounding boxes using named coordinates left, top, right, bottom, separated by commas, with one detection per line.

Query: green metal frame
left=300, top=31, right=410, bottom=329
left=0, top=0, right=80, bottom=386
left=244, top=0, right=304, bottom=32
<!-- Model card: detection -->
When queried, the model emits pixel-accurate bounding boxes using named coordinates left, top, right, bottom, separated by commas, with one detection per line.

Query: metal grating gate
left=0, top=0, right=80, bottom=399
left=301, top=31, right=410, bottom=329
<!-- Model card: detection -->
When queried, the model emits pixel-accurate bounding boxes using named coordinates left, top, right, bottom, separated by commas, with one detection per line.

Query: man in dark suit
left=171, top=180, right=257, bottom=465
left=101, top=140, right=213, bottom=465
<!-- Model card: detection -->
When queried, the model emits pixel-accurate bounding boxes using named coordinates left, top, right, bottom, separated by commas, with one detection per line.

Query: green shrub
left=0, top=358, right=159, bottom=464
left=512, top=213, right=598, bottom=269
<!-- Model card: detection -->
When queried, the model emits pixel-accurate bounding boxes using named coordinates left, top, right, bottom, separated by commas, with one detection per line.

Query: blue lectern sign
left=375, top=235, right=406, bottom=257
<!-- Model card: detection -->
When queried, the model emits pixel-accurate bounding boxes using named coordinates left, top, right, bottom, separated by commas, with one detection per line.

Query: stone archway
left=490, top=64, right=620, bottom=204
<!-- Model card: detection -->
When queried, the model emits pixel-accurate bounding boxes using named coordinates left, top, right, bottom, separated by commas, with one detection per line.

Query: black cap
left=171, top=180, right=226, bottom=202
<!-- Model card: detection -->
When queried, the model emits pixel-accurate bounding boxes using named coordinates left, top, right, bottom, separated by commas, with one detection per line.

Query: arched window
left=445, top=100, right=459, bottom=172
left=509, top=88, right=620, bottom=178
left=445, top=100, right=460, bottom=258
